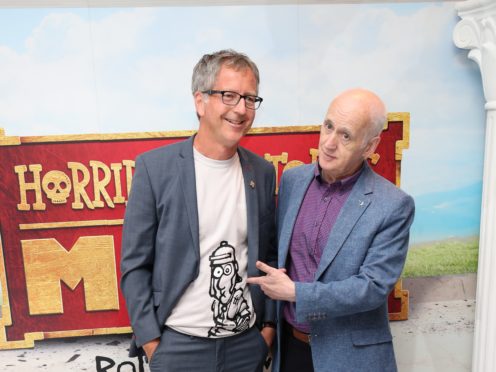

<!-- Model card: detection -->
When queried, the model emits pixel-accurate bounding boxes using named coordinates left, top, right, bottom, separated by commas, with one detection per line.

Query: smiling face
left=318, top=90, right=382, bottom=183
left=194, top=65, right=258, bottom=159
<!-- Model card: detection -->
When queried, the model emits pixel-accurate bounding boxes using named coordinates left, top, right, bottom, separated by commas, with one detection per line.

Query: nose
left=233, top=97, right=248, bottom=114
left=323, top=131, right=338, bottom=150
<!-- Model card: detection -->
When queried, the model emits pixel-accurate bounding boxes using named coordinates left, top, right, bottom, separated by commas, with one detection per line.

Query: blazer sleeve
left=120, top=155, right=162, bottom=347
left=295, top=193, right=415, bottom=322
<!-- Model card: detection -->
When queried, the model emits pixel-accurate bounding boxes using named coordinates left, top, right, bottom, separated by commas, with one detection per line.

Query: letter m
left=21, top=236, right=119, bottom=315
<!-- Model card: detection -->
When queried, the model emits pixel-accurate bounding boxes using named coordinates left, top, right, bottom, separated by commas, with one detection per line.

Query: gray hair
left=369, top=104, right=387, bottom=138
left=191, top=49, right=260, bottom=95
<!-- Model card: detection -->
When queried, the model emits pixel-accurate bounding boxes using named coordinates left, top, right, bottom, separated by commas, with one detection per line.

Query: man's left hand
left=247, top=261, right=296, bottom=302
left=260, top=326, right=276, bottom=348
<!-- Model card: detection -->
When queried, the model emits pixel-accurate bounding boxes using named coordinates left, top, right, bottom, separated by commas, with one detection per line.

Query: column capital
left=454, top=0, right=496, bottom=105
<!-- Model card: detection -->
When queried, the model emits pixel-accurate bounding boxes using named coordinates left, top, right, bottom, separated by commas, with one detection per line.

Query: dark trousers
left=149, top=326, right=268, bottom=372
left=281, top=321, right=314, bottom=372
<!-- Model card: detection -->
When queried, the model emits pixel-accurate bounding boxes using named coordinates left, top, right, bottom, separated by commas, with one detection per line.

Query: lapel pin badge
left=249, top=180, right=256, bottom=189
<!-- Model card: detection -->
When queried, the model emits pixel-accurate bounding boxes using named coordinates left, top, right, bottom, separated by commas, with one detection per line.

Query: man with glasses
left=121, top=49, right=276, bottom=372
left=248, top=88, right=415, bottom=372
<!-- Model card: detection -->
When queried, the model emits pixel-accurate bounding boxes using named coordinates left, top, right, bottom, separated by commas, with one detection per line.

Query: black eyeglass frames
left=202, top=90, right=263, bottom=110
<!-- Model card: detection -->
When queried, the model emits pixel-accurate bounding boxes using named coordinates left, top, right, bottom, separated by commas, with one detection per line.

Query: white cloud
left=91, top=9, right=155, bottom=59
left=0, top=3, right=486, bottom=199
left=288, top=3, right=485, bottom=195
left=0, top=8, right=159, bottom=135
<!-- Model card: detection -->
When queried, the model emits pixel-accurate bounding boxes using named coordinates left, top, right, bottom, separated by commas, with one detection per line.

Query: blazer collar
left=238, top=147, right=260, bottom=276
left=279, top=165, right=315, bottom=265
left=177, top=136, right=200, bottom=260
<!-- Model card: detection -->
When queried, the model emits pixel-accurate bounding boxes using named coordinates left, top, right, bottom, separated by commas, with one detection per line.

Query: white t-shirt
left=165, top=148, right=256, bottom=338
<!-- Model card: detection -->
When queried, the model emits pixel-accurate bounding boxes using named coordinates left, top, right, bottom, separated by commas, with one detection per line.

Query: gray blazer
left=274, top=163, right=415, bottom=372
left=120, top=136, right=277, bottom=354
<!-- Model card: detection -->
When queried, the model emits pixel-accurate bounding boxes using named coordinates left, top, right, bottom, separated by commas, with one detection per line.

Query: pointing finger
left=255, top=261, right=275, bottom=274
left=246, top=276, right=265, bottom=285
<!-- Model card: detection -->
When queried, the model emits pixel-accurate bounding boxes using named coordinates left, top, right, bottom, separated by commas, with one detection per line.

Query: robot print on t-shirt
left=207, top=240, right=251, bottom=337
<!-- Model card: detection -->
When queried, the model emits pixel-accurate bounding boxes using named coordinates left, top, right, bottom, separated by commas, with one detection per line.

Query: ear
left=194, top=91, right=206, bottom=118
left=363, top=136, right=381, bottom=159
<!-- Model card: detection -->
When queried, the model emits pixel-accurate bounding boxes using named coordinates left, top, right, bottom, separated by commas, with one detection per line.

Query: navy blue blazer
left=274, top=163, right=415, bottom=372
left=120, top=136, right=277, bottom=352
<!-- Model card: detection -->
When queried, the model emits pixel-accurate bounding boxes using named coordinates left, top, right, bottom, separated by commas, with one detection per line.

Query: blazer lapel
left=279, top=166, right=315, bottom=266
left=238, top=148, right=260, bottom=276
left=315, top=164, right=375, bottom=279
left=177, top=136, right=200, bottom=261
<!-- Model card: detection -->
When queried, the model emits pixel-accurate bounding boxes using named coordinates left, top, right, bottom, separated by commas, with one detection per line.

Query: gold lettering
left=68, top=162, right=94, bottom=210
left=369, top=153, right=380, bottom=165
left=15, top=164, right=46, bottom=211
left=264, top=152, right=288, bottom=194
left=110, top=163, right=125, bottom=204
left=21, top=236, right=119, bottom=315
left=283, top=160, right=304, bottom=172
left=122, top=160, right=135, bottom=198
left=309, top=148, right=319, bottom=163
left=90, top=161, right=114, bottom=208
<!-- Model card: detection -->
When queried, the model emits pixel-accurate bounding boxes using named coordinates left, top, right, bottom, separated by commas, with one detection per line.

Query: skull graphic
left=42, top=171, right=72, bottom=204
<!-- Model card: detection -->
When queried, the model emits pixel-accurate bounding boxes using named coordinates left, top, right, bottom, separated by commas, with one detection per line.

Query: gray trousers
left=148, top=326, right=269, bottom=372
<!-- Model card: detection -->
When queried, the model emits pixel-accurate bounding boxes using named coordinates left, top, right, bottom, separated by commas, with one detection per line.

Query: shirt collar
left=314, top=162, right=364, bottom=190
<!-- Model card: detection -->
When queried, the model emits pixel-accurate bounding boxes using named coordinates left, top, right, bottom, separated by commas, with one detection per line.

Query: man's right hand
left=142, top=338, right=160, bottom=361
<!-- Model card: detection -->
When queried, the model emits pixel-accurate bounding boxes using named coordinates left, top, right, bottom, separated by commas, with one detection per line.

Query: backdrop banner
left=0, top=114, right=409, bottom=349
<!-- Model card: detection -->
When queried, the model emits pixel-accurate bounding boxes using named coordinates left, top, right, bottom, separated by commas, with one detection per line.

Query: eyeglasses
left=202, top=90, right=263, bottom=110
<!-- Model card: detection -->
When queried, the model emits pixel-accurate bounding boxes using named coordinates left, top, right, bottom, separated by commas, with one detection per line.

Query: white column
left=453, top=1, right=496, bottom=371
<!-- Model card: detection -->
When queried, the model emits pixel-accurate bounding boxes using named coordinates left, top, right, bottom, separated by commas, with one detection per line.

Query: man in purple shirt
left=248, top=88, right=415, bottom=372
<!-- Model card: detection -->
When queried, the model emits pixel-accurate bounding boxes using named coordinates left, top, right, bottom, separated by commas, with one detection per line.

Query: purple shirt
left=283, top=164, right=363, bottom=333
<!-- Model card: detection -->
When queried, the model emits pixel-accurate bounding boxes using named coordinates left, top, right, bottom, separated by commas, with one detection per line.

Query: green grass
left=402, top=237, right=479, bottom=278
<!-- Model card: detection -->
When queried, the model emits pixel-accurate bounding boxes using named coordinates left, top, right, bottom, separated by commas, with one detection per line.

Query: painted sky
left=0, top=3, right=485, bottom=243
